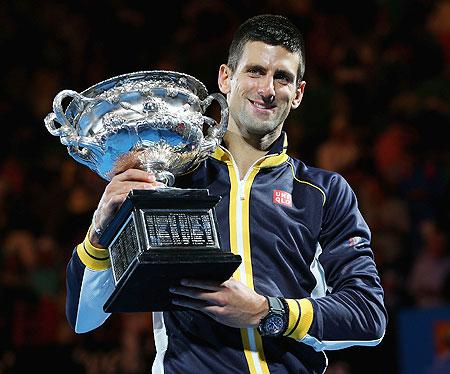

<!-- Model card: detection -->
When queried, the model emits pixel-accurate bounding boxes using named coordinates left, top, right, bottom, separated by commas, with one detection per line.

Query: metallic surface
left=44, top=70, right=228, bottom=185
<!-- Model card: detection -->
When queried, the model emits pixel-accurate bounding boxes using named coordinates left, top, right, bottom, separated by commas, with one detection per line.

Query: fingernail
left=169, top=287, right=176, bottom=293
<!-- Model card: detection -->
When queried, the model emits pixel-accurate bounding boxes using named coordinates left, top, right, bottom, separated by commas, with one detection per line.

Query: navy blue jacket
left=66, top=133, right=387, bottom=373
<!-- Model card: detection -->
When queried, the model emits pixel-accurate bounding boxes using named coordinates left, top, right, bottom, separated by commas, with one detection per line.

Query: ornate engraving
left=44, top=71, right=229, bottom=185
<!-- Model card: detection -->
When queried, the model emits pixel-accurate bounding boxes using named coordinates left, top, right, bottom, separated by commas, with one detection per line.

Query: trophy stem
left=139, top=156, right=175, bottom=186
left=152, top=170, right=175, bottom=187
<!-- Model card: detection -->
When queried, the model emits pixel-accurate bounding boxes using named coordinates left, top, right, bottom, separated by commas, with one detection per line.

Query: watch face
left=264, top=315, right=285, bottom=335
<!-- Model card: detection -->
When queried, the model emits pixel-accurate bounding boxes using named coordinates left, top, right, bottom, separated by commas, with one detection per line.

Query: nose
left=257, top=76, right=276, bottom=103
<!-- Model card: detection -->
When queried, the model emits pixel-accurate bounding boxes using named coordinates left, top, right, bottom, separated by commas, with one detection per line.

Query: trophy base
left=99, top=188, right=242, bottom=313
left=103, top=251, right=241, bottom=313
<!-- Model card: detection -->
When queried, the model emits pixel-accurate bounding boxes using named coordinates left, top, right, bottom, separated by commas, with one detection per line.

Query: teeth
left=253, top=102, right=268, bottom=109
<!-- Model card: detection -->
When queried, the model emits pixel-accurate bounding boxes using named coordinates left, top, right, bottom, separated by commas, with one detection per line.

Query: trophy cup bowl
left=44, top=70, right=229, bottom=185
left=45, top=70, right=242, bottom=312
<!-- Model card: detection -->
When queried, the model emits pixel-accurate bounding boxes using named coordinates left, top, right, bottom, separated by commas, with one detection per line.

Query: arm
left=65, top=169, right=164, bottom=333
left=284, top=174, right=387, bottom=350
left=66, top=232, right=114, bottom=333
left=169, top=175, right=386, bottom=349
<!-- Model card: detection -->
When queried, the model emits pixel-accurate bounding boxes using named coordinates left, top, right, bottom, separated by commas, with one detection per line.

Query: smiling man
left=66, top=14, right=387, bottom=373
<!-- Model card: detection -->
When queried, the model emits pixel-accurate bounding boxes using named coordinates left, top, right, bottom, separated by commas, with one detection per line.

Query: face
left=218, top=41, right=305, bottom=139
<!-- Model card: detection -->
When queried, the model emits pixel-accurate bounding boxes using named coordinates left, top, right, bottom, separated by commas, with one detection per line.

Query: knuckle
left=109, top=195, right=124, bottom=206
left=105, top=180, right=122, bottom=194
left=215, top=295, right=227, bottom=307
left=122, top=168, right=134, bottom=177
left=104, top=183, right=114, bottom=194
left=141, top=182, right=154, bottom=190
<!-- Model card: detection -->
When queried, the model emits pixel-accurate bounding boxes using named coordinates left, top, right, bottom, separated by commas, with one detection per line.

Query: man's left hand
left=169, top=278, right=268, bottom=328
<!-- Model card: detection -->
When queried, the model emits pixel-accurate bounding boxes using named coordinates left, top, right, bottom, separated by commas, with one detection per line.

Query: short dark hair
left=227, top=14, right=306, bottom=83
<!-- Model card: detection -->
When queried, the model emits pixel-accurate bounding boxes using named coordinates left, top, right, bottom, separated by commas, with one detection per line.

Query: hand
left=170, top=278, right=268, bottom=328
left=89, top=169, right=165, bottom=247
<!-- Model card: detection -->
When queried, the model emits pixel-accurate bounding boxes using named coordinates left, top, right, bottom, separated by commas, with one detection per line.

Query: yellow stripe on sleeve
left=76, top=229, right=111, bottom=271
left=285, top=299, right=301, bottom=336
left=284, top=298, right=314, bottom=340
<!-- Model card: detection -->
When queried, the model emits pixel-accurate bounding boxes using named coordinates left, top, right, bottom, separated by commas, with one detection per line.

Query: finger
left=169, top=286, right=212, bottom=300
left=172, top=299, right=227, bottom=323
left=106, top=181, right=164, bottom=198
left=202, top=304, right=225, bottom=317
left=172, top=287, right=229, bottom=308
left=113, top=168, right=156, bottom=182
left=119, top=181, right=164, bottom=193
left=172, top=297, right=210, bottom=311
left=180, top=278, right=223, bottom=291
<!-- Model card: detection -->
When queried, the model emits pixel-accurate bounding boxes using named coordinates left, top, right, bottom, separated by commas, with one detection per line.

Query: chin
left=248, top=126, right=278, bottom=137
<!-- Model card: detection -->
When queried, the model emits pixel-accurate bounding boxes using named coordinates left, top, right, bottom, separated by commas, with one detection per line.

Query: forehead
left=237, top=41, right=300, bottom=76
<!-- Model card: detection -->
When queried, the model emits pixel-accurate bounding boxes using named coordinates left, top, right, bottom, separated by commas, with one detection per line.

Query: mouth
left=249, top=99, right=276, bottom=112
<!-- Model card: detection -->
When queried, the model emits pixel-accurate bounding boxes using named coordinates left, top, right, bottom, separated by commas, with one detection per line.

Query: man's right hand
left=89, top=169, right=165, bottom=247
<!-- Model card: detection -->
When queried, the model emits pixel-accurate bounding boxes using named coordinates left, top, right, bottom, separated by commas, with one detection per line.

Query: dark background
left=1, top=0, right=449, bottom=373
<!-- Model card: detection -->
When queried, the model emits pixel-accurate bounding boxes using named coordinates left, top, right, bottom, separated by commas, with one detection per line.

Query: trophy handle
left=65, top=138, right=105, bottom=175
left=45, top=89, right=105, bottom=176
left=198, top=93, right=229, bottom=157
left=44, top=89, right=94, bottom=137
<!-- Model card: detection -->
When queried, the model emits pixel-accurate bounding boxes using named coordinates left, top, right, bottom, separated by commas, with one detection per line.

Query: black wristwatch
left=257, top=296, right=288, bottom=337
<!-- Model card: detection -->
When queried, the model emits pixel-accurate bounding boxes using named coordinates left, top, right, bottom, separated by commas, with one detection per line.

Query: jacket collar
left=212, top=131, right=289, bottom=168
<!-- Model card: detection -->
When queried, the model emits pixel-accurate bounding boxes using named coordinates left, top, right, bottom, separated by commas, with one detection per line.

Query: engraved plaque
left=143, top=210, right=217, bottom=248
left=102, top=188, right=242, bottom=312
left=110, top=215, right=140, bottom=283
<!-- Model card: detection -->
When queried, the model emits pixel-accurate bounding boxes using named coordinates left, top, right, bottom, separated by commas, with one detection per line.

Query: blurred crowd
left=0, top=0, right=449, bottom=373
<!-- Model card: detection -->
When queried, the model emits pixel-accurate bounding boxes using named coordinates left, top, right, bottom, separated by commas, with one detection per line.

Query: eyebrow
left=245, top=64, right=295, bottom=82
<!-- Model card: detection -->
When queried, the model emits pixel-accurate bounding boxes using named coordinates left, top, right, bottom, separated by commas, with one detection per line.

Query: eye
left=247, top=67, right=264, bottom=77
left=274, top=73, right=293, bottom=85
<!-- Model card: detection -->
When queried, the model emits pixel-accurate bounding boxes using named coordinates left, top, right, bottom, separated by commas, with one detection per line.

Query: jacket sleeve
left=66, top=230, right=115, bottom=333
left=283, top=173, right=387, bottom=351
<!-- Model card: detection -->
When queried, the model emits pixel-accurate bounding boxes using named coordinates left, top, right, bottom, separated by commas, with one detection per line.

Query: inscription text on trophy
left=143, top=209, right=218, bottom=248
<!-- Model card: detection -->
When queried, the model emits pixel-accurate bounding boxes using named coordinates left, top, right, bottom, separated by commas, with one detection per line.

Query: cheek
left=232, top=78, right=256, bottom=96
left=282, top=90, right=298, bottom=107
left=229, top=84, right=247, bottom=106
left=233, top=82, right=248, bottom=97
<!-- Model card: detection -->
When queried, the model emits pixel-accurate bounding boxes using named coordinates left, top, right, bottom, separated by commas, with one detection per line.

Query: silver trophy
left=45, top=70, right=241, bottom=312
left=44, top=70, right=228, bottom=185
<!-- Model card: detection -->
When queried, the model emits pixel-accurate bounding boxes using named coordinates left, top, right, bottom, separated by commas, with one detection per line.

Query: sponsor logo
left=273, top=190, right=292, bottom=207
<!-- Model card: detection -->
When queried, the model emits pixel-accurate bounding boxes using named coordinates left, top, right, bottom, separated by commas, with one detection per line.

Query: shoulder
left=287, top=157, right=352, bottom=206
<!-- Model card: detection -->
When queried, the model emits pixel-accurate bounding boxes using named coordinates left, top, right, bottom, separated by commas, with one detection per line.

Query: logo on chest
left=272, top=190, right=292, bottom=207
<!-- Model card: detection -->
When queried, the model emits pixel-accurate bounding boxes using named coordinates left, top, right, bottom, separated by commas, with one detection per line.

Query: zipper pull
left=239, top=180, right=245, bottom=200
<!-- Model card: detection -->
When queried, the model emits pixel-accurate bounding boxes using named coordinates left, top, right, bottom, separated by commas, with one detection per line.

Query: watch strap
left=267, top=296, right=284, bottom=313
left=257, top=296, right=288, bottom=336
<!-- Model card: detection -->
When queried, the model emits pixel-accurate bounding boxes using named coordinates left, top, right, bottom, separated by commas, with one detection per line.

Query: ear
left=218, top=64, right=232, bottom=94
left=291, top=81, right=306, bottom=109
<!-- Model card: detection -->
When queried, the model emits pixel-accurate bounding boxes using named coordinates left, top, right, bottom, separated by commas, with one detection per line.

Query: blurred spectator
left=316, top=111, right=360, bottom=173
left=427, top=0, right=450, bottom=70
left=428, top=322, right=450, bottom=374
left=169, top=0, right=240, bottom=88
left=408, top=220, right=450, bottom=307
left=373, top=119, right=418, bottom=188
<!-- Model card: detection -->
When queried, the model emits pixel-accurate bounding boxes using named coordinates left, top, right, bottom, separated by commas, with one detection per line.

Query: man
left=66, top=14, right=387, bottom=373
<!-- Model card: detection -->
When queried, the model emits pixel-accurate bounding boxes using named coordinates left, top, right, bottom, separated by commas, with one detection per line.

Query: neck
left=223, top=128, right=281, bottom=178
